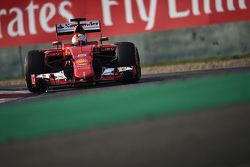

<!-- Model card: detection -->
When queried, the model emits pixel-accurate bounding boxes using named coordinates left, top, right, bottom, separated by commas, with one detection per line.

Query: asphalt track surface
left=1, top=67, right=250, bottom=167
left=1, top=66, right=250, bottom=105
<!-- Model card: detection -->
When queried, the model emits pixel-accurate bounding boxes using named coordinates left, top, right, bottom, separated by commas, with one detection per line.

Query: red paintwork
left=31, top=74, right=36, bottom=86
left=42, top=41, right=128, bottom=87
left=33, top=21, right=138, bottom=88
left=67, top=45, right=94, bottom=79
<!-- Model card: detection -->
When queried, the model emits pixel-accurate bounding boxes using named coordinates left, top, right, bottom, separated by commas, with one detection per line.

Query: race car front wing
left=31, top=66, right=135, bottom=87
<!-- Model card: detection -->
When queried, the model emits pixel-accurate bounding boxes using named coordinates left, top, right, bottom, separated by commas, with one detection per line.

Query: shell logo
left=76, top=58, right=90, bottom=64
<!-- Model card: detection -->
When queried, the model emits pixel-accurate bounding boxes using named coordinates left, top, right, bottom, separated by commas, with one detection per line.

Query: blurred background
left=1, top=0, right=250, bottom=79
left=1, top=1, right=250, bottom=167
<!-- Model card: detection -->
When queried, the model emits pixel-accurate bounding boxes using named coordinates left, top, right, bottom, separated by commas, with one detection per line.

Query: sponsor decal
left=101, top=47, right=115, bottom=52
left=0, top=0, right=74, bottom=47
left=31, top=74, right=36, bottom=85
left=78, top=53, right=87, bottom=57
left=56, top=20, right=100, bottom=35
left=0, top=0, right=249, bottom=47
left=76, top=58, right=90, bottom=64
left=46, top=52, right=60, bottom=56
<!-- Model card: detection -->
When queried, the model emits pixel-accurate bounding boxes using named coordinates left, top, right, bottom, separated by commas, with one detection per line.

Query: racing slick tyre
left=25, top=50, right=47, bottom=93
left=116, top=42, right=141, bottom=83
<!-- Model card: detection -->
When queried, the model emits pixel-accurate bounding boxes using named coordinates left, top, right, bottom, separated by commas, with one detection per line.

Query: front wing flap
left=33, top=66, right=134, bottom=86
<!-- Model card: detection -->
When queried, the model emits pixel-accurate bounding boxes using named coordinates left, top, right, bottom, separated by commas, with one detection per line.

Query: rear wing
left=56, top=20, right=101, bottom=36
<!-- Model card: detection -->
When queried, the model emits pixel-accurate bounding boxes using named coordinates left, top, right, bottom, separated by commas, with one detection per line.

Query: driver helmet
left=72, top=33, right=87, bottom=46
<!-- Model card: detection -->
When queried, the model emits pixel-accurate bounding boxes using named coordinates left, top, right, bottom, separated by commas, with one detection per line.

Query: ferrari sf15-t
left=25, top=18, right=141, bottom=93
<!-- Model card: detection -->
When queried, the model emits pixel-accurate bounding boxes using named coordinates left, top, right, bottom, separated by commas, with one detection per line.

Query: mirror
left=100, top=37, right=109, bottom=42
left=52, top=41, right=62, bottom=47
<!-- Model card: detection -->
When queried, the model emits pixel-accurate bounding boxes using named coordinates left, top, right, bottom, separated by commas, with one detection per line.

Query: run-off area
left=0, top=71, right=250, bottom=143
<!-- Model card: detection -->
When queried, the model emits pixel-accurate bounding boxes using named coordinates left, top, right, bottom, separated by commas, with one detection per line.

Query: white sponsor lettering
left=204, top=0, right=212, bottom=14
left=0, top=0, right=73, bottom=39
left=7, top=7, right=26, bottom=37
left=239, top=0, right=247, bottom=9
left=216, top=0, right=224, bottom=12
left=192, top=0, right=200, bottom=16
left=101, top=0, right=119, bottom=26
left=101, top=0, right=248, bottom=30
left=102, top=0, right=157, bottom=30
left=0, top=9, right=7, bottom=39
left=40, top=3, right=56, bottom=32
left=56, top=20, right=101, bottom=35
left=169, top=0, right=247, bottom=19
left=227, top=0, right=235, bottom=11
left=0, top=0, right=248, bottom=41
left=136, top=0, right=157, bottom=30
left=169, top=0, right=190, bottom=18
left=59, top=1, right=74, bottom=22
left=25, top=0, right=39, bottom=35
left=125, top=0, right=134, bottom=24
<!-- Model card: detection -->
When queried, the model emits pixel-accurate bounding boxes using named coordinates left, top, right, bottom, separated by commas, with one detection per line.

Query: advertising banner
left=0, top=0, right=250, bottom=48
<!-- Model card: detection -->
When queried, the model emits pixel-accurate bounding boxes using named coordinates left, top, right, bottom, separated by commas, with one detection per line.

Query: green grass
left=0, top=71, right=250, bottom=144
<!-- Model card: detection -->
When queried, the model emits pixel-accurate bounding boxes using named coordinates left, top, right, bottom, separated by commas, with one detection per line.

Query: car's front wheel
left=116, top=42, right=141, bottom=83
left=25, top=50, right=47, bottom=93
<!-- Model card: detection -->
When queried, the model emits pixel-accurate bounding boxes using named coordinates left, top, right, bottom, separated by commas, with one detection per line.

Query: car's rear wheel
left=116, top=42, right=141, bottom=83
left=25, top=50, right=47, bottom=93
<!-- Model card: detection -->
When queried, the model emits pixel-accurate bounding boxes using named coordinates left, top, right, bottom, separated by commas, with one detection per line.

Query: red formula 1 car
left=25, top=18, right=141, bottom=93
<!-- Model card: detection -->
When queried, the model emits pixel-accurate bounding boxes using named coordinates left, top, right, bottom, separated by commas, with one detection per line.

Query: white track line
left=0, top=90, right=31, bottom=104
left=0, top=98, right=20, bottom=104
left=0, top=90, right=30, bottom=94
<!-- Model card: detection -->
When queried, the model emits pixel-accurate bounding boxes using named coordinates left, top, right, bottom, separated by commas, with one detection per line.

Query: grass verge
left=0, top=71, right=250, bottom=144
